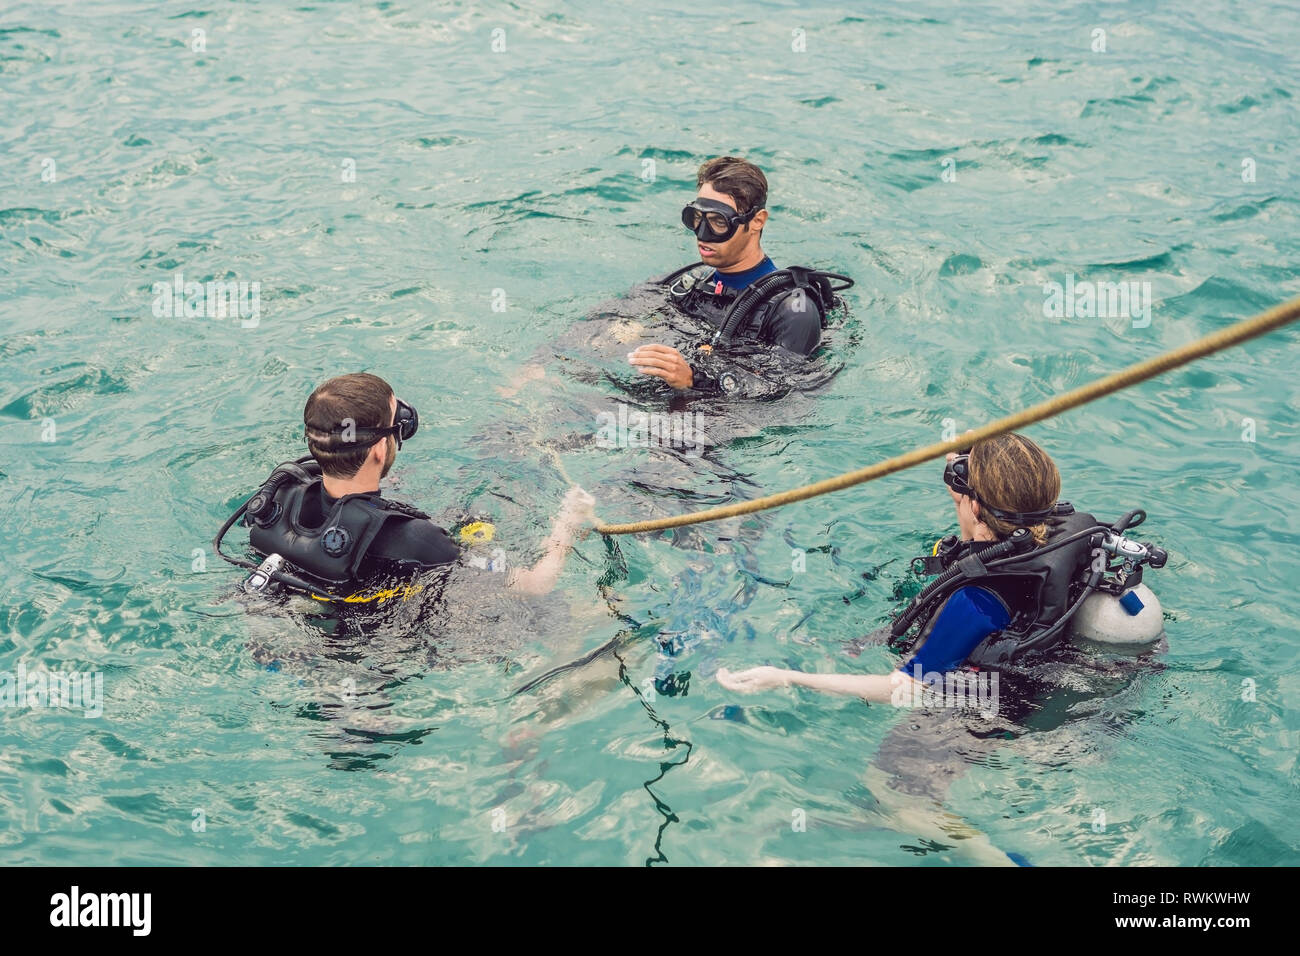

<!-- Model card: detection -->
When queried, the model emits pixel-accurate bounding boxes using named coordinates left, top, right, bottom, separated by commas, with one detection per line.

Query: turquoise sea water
left=2, top=0, right=1298, bottom=866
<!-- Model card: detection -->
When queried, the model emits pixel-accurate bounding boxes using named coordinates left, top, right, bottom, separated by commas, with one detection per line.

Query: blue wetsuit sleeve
left=897, top=586, right=1011, bottom=678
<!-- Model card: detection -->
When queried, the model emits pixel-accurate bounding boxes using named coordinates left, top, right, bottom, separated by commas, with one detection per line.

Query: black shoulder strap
left=783, top=266, right=834, bottom=321
left=375, top=498, right=432, bottom=521
left=722, top=266, right=839, bottom=343
left=322, top=493, right=427, bottom=578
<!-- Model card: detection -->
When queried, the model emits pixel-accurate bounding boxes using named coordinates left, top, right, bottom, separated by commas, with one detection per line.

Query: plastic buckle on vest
left=786, top=266, right=815, bottom=290
left=911, top=554, right=948, bottom=576
left=954, top=550, right=991, bottom=578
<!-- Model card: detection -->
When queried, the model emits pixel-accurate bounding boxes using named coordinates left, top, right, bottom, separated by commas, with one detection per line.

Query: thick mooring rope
left=594, top=295, right=1300, bottom=535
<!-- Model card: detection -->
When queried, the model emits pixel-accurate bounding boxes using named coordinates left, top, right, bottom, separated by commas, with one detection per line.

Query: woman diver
left=717, top=433, right=1168, bottom=701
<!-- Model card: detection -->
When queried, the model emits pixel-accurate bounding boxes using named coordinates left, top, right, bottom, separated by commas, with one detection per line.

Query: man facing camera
left=628, top=156, right=850, bottom=393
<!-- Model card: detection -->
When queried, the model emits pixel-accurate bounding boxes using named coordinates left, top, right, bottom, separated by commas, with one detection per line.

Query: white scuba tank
left=1072, top=582, right=1164, bottom=645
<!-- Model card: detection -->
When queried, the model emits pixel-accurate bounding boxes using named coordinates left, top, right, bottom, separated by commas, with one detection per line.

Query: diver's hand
left=716, top=666, right=791, bottom=693
left=628, top=344, right=693, bottom=389
left=557, top=485, right=597, bottom=540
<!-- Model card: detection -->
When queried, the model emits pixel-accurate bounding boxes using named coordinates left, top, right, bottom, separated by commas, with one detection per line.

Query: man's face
left=379, top=394, right=397, bottom=479
left=692, top=182, right=766, bottom=271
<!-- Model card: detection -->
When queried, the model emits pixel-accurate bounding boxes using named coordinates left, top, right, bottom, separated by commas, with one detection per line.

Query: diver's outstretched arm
left=497, top=363, right=546, bottom=398
left=716, top=665, right=924, bottom=704
left=506, top=486, right=597, bottom=596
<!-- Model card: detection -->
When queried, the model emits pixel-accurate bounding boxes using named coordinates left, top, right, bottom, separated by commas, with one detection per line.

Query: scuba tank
left=891, top=505, right=1167, bottom=665
left=1070, top=526, right=1167, bottom=645
left=1072, top=582, right=1164, bottom=645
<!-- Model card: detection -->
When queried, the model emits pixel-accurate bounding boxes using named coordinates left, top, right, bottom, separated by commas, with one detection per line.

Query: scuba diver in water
left=484, top=160, right=856, bottom=703
left=626, top=155, right=852, bottom=394
left=501, top=155, right=854, bottom=400
left=214, top=372, right=597, bottom=604
left=717, top=433, right=1168, bottom=700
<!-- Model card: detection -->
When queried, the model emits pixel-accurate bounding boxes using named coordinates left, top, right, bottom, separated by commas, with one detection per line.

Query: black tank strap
left=321, top=492, right=428, bottom=578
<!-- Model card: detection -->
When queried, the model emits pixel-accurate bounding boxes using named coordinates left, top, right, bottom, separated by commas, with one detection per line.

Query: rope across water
left=593, top=294, right=1300, bottom=536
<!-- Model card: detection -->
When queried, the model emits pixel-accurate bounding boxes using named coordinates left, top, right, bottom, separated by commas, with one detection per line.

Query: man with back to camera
left=217, top=372, right=596, bottom=603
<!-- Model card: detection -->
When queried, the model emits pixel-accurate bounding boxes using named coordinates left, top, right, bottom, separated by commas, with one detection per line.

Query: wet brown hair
left=697, top=156, right=768, bottom=218
left=303, top=372, right=394, bottom=479
left=967, top=433, right=1061, bottom=546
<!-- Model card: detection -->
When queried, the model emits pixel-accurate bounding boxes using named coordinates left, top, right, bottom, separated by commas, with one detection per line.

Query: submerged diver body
left=461, top=159, right=858, bottom=696
left=598, top=158, right=854, bottom=687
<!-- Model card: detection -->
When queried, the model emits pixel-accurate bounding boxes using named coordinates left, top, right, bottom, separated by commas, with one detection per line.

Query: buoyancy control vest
left=214, top=457, right=439, bottom=600
left=660, top=261, right=853, bottom=346
left=889, top=504, right=1166, bottom=667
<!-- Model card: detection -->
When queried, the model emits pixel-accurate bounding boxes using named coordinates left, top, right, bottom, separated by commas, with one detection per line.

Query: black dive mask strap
left=979, top=503, right=1058, bottom=525
left=306, top=398, right=419, bottom=451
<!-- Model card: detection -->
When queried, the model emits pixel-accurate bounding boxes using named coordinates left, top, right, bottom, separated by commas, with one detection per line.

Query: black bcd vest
left=665, top=264, right=835, bottom=340
left=245, top=460, right=429, bottom=590
left=900, top=507, right=1101, bottom=667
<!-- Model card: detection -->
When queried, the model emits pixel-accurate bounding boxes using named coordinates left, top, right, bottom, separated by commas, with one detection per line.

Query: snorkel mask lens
left=393, top=398, right=418, bottom=448
left=680, top=199, right=756, bottom=243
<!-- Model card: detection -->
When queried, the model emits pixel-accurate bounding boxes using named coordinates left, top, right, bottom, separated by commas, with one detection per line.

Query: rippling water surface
left=2, top=0, right=1298, bottom=865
